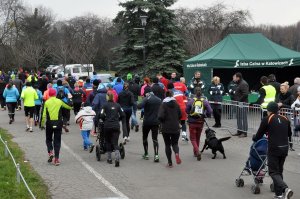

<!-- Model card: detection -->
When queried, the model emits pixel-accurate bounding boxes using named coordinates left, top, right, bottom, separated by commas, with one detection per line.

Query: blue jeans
left=131, top=101, right=138, bottom=127
left=81, top=130, right=92, bottom=149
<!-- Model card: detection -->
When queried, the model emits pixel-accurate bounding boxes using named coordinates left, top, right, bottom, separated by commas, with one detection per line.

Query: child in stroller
left=236, top=136, right=269, bottom=194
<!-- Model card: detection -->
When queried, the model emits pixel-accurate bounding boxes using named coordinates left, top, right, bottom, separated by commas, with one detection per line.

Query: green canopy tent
left=183, top=33, right=300, bottom=97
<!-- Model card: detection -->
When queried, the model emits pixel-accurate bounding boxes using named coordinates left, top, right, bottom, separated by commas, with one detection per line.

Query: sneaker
left=29, top=127, right=33, bottom=132
left=175, top=153, right=182, bottom=164
left=197, top=152, right=202, bottom=161
left=107, top=159, right=113, bottom=164
left=48, top=152, right=54, bottom=163
left=115, top=160, right=120, bottom=167
left=18, top=106, right=21, bottom=110
left=135, top=125, right=139, bottom=132
left=9, top=119, right=12, bottom=124
left=131, top=125, right=134, bottom=130
left=54, top=158, right=60, bottom=166
left=284, top=188, right=293, bottom=199
left=89, top=144, right=95, bottom=153
left=142, top=154, right=149, bottom=160
left=123, top=136, right=128, bottom=145
left=26, top=126, right=30, bottom=132
left=154, top=155, right=159, bottom=162
left=166, top=163, right=173, bottom=168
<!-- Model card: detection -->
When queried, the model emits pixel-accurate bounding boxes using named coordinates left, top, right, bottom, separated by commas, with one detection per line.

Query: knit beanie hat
left=49, top=88, right=57, bottom=97
left=267, top=102, right=279, bottom=113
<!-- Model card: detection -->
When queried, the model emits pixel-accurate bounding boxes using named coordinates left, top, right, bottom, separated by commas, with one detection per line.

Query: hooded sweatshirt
left=75, top=106, right=96, bottom=131
left=158, top=97, right=182, bottom=134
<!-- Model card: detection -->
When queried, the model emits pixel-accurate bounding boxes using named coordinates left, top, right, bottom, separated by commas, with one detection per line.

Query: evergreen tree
left=114, top=0, right=186, bottom=76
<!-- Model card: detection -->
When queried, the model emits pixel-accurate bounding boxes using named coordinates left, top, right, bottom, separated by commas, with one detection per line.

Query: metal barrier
left=208, top=100, right=300, bottom=147
left=0, top=134, right=36, bottom=199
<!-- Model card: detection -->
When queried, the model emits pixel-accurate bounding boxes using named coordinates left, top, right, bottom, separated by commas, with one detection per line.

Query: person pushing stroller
left=100, top=93, right=127, bottom=167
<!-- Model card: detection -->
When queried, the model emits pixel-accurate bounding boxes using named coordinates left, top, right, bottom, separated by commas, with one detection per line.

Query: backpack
left=57, top=87, right=66, bottom=99
left=190, top=98, right=205, bottom=118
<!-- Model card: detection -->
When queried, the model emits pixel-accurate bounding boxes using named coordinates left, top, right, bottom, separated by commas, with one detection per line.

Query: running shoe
left=29, top=127, right=33, bottom=132
left=142, top=154, right=149, bottom=160
left=166, top=163, right=173, bottom=168
left=63, top=126, right=69, bottom=133
left=107, top=159, right=113, bottom=164
left=89, top=144, right=95, bottom=153
left=26, top=126, right=30, bottom=132
left=135, top=125, right=139, bottom=132
left=54, top=158, right=60, bottom=166
left=197, top=152, right=202, bottom=161
left=9, top=119, right=12, bottom=124
left=115, top=160, right=120, bottom=167
left=175, top=153, right=182, bottom=164
left=284, top=188, right=293, bottom=199
left=154, top=155, right=159, bottom=163
left=48, top=152, right=54, bottom=163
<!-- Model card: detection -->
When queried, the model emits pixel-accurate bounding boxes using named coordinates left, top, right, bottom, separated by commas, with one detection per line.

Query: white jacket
left=291, top=98, right=300, bottom=111
left=75, top=106, right=96, bottom=131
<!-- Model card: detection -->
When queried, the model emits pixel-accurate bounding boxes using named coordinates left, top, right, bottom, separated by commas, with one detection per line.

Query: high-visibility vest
left=261, top=85, right=276, bottom=108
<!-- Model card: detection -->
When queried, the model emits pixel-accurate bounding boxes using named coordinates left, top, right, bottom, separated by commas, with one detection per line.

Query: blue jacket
left=113, top=82, right=124, bottom=95
left=56, top=86, right=71, bottom=103
left=3, top=87, right=19, bottom=102
left=34, top=89, right=43, bottom=105
left=92, top=88, right=107, bottom=112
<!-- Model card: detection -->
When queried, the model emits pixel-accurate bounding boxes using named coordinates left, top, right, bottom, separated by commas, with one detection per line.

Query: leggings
left=46, top=125, right=62, bottom=159
left=142, top=125, right=159, bottom=155
left=34, top=105, right=41, bottom=122
left=162, top=133, right=180, bottom=164
left=6, top=102, right=16, bottom=119
left=123, top=108, right=132, bottom=138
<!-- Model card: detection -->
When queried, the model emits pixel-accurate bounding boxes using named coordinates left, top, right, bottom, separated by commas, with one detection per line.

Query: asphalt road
left=0, top=109, right=299, bottom=199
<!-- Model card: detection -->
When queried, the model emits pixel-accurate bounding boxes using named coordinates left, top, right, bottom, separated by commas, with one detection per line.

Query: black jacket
left=128, top=81, right=140, bottom=101
left=158, top=98, right=181, bottom=134
left=72, top=88, right=85, bottom=104
left=101, top=101, right=126, bottom=131
left=227, top=80, right=237, bottom=99
left=151, top=83, right=165, bottom=101
left=117, top=90, right=134, bottom=109
left=253, top=114, right=292, bottom=156
left=234, top=79, right=249, bottom=102
left=137, top=93, right=161, bottom=126
left=278, top=91, right=295, bottom=109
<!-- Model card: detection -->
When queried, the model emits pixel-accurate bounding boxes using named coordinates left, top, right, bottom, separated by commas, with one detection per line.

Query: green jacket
left=41, top=97, right=71, bottom=127
left=21, top=87, right=38, bottom=107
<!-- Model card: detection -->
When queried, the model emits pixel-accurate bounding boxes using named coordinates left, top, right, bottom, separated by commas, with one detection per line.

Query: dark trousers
left=34, top=105, right=41, bottom=122
left=123, top=108, right=132, bottom=138
left=236, top=105, right=248, bottom=134
left=181, top=120, right=187, bottom=132
left=62, top=108, right=70, bottom=125
left=213, top=108, right=222, bottom=125
left=142, top=125, right=159, bottom=155
left=189, top=123, right=204, bottom=155
left=162, top=133, right=180, bottom=164
left=46, top=125, right=62, bottom=158
left=73, top=102, right=82, bottom=115
left=268, top=154, right=288, bottom=196
left=0, top=95, right=5, bottom=108
left=104, top=128, right=120, bottom=152
left=6, top=102, right=16, bottom=119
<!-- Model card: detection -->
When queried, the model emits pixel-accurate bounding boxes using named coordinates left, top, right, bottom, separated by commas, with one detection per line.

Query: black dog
left=201, top=128, right=231, bottom=159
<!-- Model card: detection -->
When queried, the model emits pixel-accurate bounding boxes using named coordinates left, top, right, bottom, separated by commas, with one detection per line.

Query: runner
left=33, top=84, right=43, bottom=126
left=3, top=81, right=19, bottom=124
left=21, top=82, right=38, bottom=132
left=40, top=88, right=72, bottom=166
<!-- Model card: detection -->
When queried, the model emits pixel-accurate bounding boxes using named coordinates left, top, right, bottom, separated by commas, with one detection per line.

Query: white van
left=64, top=64, right=94, bottom=80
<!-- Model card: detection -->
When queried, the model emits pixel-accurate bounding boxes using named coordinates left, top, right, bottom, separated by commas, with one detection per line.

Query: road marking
left=62, top=141, right=129, bottom=199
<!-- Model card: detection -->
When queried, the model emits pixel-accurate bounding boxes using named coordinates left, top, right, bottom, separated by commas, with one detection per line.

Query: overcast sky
left=25, top=0, right=300, bottom=26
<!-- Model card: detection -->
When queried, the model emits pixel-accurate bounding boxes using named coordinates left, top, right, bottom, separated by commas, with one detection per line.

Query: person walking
left=75, top=103, right=96, bottom=152
left=3, top=81, right=19, bottom=124
left=72, top=82, right=86, bottom=115
left=21, top=82, right=38, bottom=132
left=118, top=83, right=134, bottom=143
left=128, top=76, right=140, bottom=132
left=208, top=76, right=224, bottom=128
left=158, top=90, right=182, bottom=168
left=33, top=84, right=43, bottom=126
left=186, top=87, right=212, bottom=161
left=13, top=74, right=23, bottom=110
left=233, top=72, right=249, bottom=137
left=0, top=77, right=7, bottom=110
left=100, top=93, right=127, bottom=167
left=40, top=88, right=72, bottom=166
left=137, top=87, right=161, bottom=162
left=252, top=102, right=293, bottom=199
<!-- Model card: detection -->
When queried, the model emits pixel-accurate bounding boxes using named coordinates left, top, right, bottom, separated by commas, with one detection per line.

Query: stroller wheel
left=270, top=183, right=275, bottom=193
left=235, top=178, right=244, bottom=187
left=119, top=143, right=125, bottom=159
left=251, top=185, right=260, bottom=194
left=96, top=145, right=101, bottom=161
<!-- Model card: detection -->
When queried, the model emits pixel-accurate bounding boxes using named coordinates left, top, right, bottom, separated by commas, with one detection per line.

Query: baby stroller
left=235, top=137, right=272, bottom=194
left=95, top=119, right=125, bottom=161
